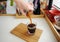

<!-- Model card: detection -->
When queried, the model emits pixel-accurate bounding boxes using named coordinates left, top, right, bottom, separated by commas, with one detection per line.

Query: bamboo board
left=0, top=14, right=16, bottom=16
left=40, top=8, right=60, bottom=42
left=0, top=14, right=44, bottom=18
left=11, top=23, right=43, bottom=42
left=16, top=14, right=44, bottom=18
left=45, top=14, right=60, bottom=42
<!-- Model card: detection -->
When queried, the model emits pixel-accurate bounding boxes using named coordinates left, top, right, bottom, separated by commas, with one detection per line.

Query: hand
left=14, top=0, right=34, bottom=16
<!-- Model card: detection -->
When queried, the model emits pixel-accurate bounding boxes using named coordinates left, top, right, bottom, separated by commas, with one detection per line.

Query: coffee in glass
left=27, top=23, right=36, bottom=35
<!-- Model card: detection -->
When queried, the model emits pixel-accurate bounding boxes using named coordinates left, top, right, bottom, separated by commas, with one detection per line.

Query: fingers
left=14, top=0, right=34, bottom=16
left=19, top=7, right=26, bottom=16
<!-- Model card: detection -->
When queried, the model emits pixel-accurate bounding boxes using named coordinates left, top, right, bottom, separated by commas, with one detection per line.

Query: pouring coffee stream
left=26, top=11, right=32, bottom=24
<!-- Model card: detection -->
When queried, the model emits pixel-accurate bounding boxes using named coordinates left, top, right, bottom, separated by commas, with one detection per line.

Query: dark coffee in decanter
left=33, top=0, right=40, bottom=15
left=48, top=0, right=53, bottom=10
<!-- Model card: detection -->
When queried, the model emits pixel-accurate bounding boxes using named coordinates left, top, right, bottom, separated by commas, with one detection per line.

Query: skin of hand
left=14, top=0, right=34, bottom=16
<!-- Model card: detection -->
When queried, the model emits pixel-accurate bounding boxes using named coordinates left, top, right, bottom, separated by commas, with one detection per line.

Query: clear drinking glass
left=27, top=23, right=36, bottom=35
left=54, top=15, right=60, bottom=30
left=54, top=15, right=60, bottom=26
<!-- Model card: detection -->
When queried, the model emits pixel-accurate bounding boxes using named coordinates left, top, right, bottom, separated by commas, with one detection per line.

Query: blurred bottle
left=47, top=0, right=53, bottom=10
left=33, top=0, right=40, bottom=15
left=6, top=0, right=16, bottom=14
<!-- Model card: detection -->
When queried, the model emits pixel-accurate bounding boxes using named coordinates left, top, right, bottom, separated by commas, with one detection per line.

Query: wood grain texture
left=45, top=15, right=60, bottom=42
left=41, top=8, right=60, bottom=42
left=11, top=23, right=43, bottom=42
left=0, top=14, right=16, bottom=16
left=16, top=14, right=44, bottom=18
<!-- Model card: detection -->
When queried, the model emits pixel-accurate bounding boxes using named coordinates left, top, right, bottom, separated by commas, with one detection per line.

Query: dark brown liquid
left=28, top=24, right=36, bottom=27
left=28, top=28, right=36, bottom=33
left=26, top=11, right=32, bottom=23
left=28, top=24, right=36, bottom=33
